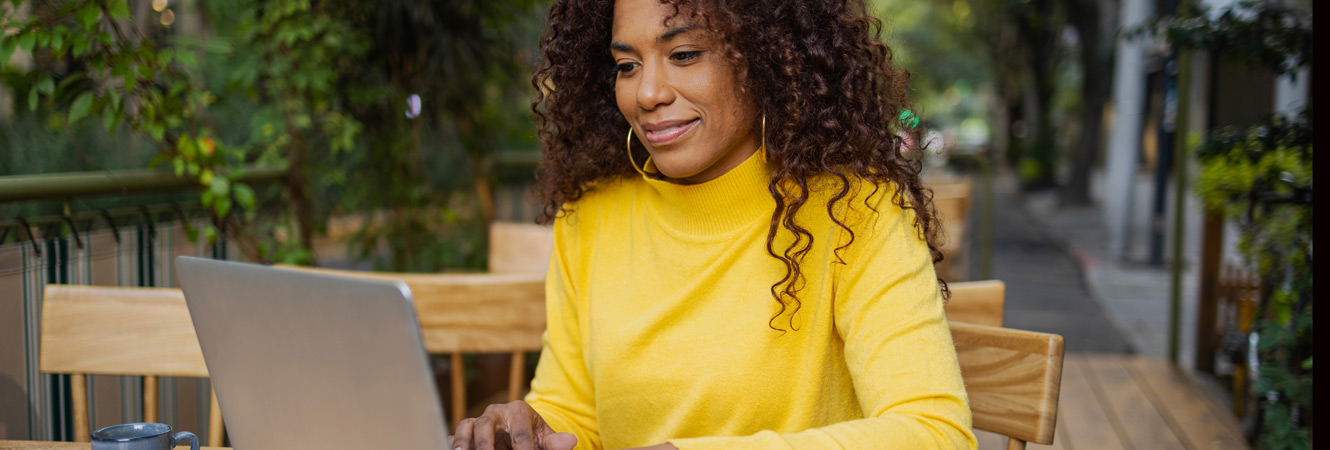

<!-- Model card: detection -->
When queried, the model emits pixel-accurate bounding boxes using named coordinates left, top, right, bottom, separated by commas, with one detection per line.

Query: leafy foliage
left=1194, top=113, right=1312, bottom=450
left=2, top=0, right=546, bottom=270
left=1, top=0, right=248, bottom=244
left=1137, top=0, right=1312, bottom=75
left=1151, top=2, right=1313, bottom=445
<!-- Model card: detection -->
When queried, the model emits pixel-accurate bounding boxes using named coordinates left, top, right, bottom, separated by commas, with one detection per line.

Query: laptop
left=174, top=256, right=450, bottom=449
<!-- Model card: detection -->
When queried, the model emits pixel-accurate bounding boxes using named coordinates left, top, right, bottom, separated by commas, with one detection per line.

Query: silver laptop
left=175, top=256, right=449, bottom=449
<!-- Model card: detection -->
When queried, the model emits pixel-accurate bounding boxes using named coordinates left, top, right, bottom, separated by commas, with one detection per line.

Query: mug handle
left=172, top=431, right=200, bottom=450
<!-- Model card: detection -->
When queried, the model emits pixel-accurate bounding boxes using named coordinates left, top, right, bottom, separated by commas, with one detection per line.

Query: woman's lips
left=642, top=119, right=700, bottom=146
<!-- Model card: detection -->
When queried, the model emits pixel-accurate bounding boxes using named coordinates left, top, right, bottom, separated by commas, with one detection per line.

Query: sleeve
left=523, top=218, right=603, bottom=450
left=668, top=188, right=977, bottom=450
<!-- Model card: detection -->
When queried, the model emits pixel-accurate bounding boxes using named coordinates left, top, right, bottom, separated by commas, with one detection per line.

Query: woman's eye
left=671, top=51, right=701, bottom=62
left=613, top=62, right=639, bottom=75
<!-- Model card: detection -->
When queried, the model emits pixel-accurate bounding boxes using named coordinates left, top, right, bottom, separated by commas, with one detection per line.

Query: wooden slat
left=508, top=351, right=525, bottom=402
left=1056, top=355, right=1127, bottom=450
left=143, top=376, right=158, bottom=424
left=209, top=388, right=225, bottom=447
left=40, top=285, right=208, bottom=377
left=953, top=323, right=1064, bottom=445
left=488, top=222, right=554, bottom=275
left=70, top=374, right=89, bottom=442
left=1080, top=354, right=1186, bottom=450
left=1020, top=409, right=1073, bottom=450
left=946, top=280, right=1005, bottom=327
left=450, top=353, right=466, bottom=432
left=1128, top=358, right=1249, bottom=450
left=275, top=266, right=546, bottom=353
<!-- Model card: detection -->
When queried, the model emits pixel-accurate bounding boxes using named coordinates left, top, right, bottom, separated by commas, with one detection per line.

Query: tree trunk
left=1013, top=0, right=1063, bottom=189
left=286, top=129, right=316, bottom=264
left=1061, top=0, right=1114, bottom=205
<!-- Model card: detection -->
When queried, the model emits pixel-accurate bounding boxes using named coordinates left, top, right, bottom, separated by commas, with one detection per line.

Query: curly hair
left=531, top=0, right=949, bottom=330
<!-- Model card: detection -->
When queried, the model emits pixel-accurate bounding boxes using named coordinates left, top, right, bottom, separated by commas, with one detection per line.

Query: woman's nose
left=636, top=61, right=675, bottom=110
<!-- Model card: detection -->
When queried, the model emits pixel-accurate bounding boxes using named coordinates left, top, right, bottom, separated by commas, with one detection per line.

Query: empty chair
left=488, top=221, right=555, bottom=275
left=931, top=179, right=974, bottom=282
left=945, top=279, right=1006, bottom=327
left=40, top=284, right=226, bottom=446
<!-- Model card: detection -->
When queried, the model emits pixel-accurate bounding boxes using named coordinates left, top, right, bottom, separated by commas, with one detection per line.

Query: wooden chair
left=39, top=285, right=226, bottom=446
left=931, top=179, right=974, bottom=282
left=488, top=221, right=554, bottom=275
left=945, top=280, right=1006, bottom=327
left=952, top=322, right=1065, bottom=450
left=274, top=265, right=545, bottom=430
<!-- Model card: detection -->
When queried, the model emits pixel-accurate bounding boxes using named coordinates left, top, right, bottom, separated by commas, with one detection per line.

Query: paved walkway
left=1020, top=170, right=1205, bottom=367
left=964, top=172, right=1132, bottom=354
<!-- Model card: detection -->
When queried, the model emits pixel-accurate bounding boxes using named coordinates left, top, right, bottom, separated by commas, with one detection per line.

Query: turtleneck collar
left=639, top=150, right=774, bottom=237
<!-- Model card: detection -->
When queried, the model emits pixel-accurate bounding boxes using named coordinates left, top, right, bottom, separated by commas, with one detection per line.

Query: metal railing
left=0, top=166, right=283, bottom=443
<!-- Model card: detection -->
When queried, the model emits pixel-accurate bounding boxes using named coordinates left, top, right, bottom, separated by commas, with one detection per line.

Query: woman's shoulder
left=805, top=172, right=911, bottom=215
left=795, top=172, right=922, bottom=247
left=552, top=175, right=642, bottom=229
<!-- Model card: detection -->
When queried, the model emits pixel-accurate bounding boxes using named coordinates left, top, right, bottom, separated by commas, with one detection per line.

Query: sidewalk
left=1017, top=168, right=1204, bottom=368
left=969, top=171, right=1133, bottom=354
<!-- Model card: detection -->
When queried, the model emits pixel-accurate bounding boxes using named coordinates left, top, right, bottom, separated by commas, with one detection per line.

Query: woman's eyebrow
left=610, top=25, right=700, bottom=53
left=658, top=25, right=699, bottom=42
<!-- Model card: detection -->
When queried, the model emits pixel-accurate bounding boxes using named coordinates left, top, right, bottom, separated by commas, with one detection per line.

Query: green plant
left=1, top=0, right=250, bottom=243
left=3, top=0, right=546, bottom=270
left=1137, top=0, right=1312, bottom=75
left=1145, top=1, right=1313, bottom=446
left=1194, top=114, right=1312, bottom=450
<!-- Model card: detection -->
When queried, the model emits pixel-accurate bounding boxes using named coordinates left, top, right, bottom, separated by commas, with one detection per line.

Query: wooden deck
left=976, top=354, right=1249, bottom=450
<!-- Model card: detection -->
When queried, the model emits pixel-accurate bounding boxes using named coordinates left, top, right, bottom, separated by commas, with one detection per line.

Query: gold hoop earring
left=760, top=114, right=768, bottom=163
left=626, top=127, right=648, bottom=177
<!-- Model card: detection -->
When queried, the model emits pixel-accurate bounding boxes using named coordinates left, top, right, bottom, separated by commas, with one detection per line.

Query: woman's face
left=611, top=0, right=760, bottom=184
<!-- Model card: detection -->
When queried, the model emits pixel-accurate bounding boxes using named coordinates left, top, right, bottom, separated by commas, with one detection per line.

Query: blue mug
left=91, top=423, right=199, bottom=450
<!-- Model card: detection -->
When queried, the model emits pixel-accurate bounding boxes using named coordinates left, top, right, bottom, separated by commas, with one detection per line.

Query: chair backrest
left=40, top=284, right=225, bottom=446
left=945, top=280, right=1005, bottom=327
left=930, top=180, right=973, bottom=281
left=488, top=222, right=555, bottom=275
left=274, top=265, right=546, bottom=429
left=930, top=180, right=974, bottom=223
left=952, top=322, right=1065, bottom=449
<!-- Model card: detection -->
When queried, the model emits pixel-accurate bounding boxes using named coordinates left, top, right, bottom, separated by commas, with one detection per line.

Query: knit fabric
left=525, top=151, right=976, bottom=449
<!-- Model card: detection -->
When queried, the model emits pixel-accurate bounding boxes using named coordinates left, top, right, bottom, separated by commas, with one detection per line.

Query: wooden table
left=0, top=441, right=229, bottom=449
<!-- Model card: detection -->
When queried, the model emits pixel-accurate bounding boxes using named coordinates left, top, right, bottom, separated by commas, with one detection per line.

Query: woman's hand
left=451, top=401, right=578, bottom=450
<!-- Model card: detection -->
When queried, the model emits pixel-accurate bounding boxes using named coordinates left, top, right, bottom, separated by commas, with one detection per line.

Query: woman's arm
left=452, top=219, right=601, bottom=450
left=523, top=221, right=603, bottom=449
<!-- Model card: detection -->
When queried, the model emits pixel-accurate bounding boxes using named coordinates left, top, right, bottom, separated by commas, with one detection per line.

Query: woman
left=453, top=0, right=975, bottom=448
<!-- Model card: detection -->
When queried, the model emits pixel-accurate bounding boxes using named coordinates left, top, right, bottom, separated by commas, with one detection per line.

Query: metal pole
left=0, top=166, right=285, bottom=203
left=1167, top=3, right=1194, bottom=364
left=1104, top=0, right=1152, bottom=261
left=980, top=147, right=994, bottom=279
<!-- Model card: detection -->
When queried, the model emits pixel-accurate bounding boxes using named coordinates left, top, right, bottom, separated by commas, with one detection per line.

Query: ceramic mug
left=91, top=423, right=199, bottom=450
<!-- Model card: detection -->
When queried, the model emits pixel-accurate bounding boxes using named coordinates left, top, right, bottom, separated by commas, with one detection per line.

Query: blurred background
left=0, top=0, right=1311, bottom=448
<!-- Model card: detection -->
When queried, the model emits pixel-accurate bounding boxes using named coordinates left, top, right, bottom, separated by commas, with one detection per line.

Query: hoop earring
left=626, top=127, right=648, bottom=177
left=760, top=114, right=768, bottom=163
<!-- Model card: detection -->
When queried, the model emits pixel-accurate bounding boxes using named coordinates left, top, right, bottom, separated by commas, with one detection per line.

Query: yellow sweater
left=525, top=151, right=976, bottom=450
